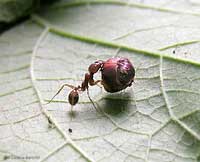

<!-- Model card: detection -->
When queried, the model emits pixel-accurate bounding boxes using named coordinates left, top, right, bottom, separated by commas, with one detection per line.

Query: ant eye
left=68, top=90, right=79, bottom=105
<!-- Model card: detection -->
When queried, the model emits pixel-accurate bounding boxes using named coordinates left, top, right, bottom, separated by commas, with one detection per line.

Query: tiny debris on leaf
left=68, top=128, right=72, bottom=133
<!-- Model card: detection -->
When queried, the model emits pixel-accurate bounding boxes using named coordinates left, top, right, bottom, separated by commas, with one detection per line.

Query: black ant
left=47, top=57, right=135, bottom=112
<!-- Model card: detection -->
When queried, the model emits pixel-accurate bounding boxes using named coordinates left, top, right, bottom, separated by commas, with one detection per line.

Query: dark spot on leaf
left=68, top=128, right=72, bottom=133
left=47, top=117, right=54, bottom=128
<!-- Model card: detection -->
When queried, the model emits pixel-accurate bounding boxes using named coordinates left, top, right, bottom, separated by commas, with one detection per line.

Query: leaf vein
left=30, top=28, right=96, bottom=162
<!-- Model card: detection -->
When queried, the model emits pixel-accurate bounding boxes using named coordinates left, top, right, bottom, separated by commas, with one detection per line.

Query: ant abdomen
left=101, top=57, right=135, bottom=93
left=68, top=90, right=79, bottom=105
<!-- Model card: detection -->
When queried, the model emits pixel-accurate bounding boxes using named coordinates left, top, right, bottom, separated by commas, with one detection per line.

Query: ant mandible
left=47, top=57, right=135, bottom=111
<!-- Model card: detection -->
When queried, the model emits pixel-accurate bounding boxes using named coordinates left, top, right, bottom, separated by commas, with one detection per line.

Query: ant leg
left=86, top=88, right=100, bottom=113
left=93, top=80, right=103, bottom=93
left=96, top=80, right=103, bottom=88
left=45, top=83, right=76, bottom=104
left=89, top=79, right=102, bottom=87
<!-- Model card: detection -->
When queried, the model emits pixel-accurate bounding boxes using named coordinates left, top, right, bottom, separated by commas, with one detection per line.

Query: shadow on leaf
left=68, top=110, right=78, bottom=119
left=99, top=91, right=134, bottom=116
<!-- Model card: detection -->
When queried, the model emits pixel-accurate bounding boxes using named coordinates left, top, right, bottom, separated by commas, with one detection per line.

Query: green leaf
left=0, top=0, right=200, bottom=162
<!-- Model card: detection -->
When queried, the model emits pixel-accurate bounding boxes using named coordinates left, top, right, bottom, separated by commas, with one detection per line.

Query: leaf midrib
left=31, top=14, right=200, bottom=68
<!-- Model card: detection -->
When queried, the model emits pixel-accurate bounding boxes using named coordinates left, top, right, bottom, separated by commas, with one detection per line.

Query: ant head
left=68, top=89, right=79, bottom=106
left=88, top=60, right=104, bottom=74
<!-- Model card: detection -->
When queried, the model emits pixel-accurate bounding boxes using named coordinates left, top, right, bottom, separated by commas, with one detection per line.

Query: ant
left=47, top=57, right=135, bottom=112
